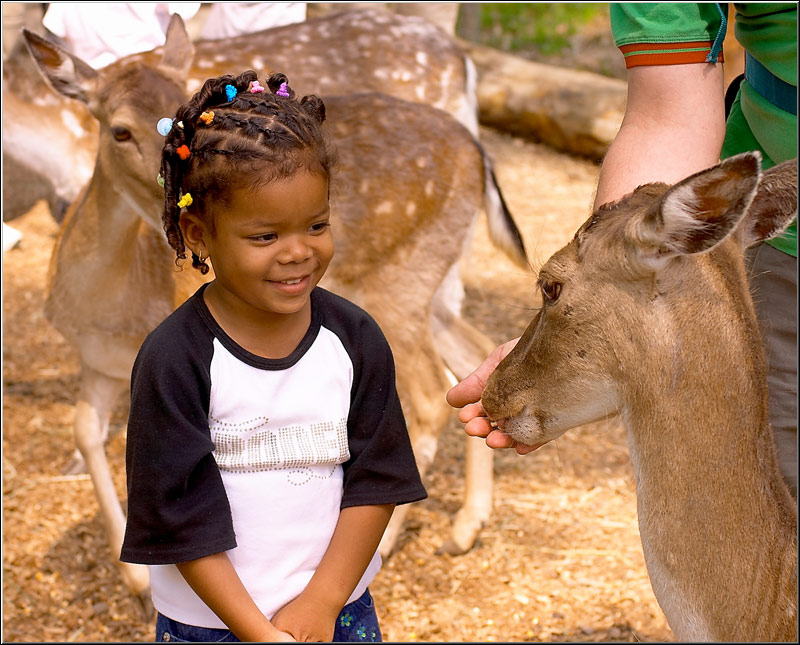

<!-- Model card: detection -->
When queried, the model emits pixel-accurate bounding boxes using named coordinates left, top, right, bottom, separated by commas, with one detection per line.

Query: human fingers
left=446, top=337, right=520, bottom=408
left=484, top=428, right=517, bottom=449
left=464, top=414, right=495, bottom=439
left=458, top=401, right=487, bottom=425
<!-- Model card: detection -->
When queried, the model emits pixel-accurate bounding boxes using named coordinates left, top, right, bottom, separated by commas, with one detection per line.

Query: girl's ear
left=179, top=212, right=209, bottom=256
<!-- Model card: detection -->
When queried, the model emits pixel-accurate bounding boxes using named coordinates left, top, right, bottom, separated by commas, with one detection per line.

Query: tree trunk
left=460, top=39, right=627, bottom=161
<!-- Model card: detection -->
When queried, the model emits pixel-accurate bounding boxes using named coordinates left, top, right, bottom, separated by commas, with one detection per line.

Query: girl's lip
left=269, top=274, right=311, bottom=293
left=273, top=276, right=306, bottom=284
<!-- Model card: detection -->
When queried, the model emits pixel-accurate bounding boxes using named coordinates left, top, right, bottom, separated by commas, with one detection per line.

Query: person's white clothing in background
left=42, top=2, right=202, bottom=69
left=199, top=3, right=307, bottom=39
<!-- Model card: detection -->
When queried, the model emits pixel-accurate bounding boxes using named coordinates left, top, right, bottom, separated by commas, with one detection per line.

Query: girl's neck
left=203, top=282, right=313, bottom=359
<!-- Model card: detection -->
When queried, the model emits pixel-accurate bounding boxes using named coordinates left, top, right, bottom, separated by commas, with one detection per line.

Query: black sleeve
left=120, top=307, right=236, bottom=565
left=325, top=295, right=427, bottom=509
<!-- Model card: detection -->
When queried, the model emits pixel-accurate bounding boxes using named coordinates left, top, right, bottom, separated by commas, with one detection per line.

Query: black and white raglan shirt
left=120, top=284, right=426, bottom=628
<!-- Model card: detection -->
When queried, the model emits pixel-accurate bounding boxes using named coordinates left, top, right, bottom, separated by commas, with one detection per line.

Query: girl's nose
left=279, top=235, right=313, bottom=263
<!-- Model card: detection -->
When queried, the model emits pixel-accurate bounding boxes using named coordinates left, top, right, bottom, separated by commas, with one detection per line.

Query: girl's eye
left=251, top=233, right=277, bottom=243
left=540, top=279, right=562, bottom=303
left=310, top=221, right=331, bottom=234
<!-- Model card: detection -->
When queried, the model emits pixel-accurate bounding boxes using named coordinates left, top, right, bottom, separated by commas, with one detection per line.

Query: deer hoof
left=436, top=537, right=474, bottom=556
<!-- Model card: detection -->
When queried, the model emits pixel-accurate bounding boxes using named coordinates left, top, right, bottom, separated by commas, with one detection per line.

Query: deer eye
left=540, top=279, right=562, bottom=303
left=111, top=126, right=132, bottom=142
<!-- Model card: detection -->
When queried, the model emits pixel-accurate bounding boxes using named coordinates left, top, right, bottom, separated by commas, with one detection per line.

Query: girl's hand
left=272, top=590, right=339, bottom=642
left=269, top=627, right=297, bottom=642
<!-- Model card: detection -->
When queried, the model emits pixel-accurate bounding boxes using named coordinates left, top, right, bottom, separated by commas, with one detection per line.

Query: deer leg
left=379, top=341, right=450, bottom=559
left=438, top=437, right=494, bottom=555
left=62, top=418, right=127, bottom=476
left=379, top=430, right=440, bottom=559
left=74, top=366, right=150, bottom=602
left=431, top=277, right=500, bottom=554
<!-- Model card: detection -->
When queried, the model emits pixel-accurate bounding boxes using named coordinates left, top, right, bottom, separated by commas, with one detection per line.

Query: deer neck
left=45, top=174, right=177, bottom=345
left=618, top=279, right=797, bottom=641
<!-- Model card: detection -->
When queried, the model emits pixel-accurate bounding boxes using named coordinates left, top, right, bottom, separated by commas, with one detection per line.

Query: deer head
left=23, top=16, right=193, bottom=230
left=481, top=152, right=797, bottom=447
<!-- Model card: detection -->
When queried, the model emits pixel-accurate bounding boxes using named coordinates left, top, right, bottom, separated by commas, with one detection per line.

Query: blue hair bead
left=156, top=117, right=173, bottom=136
left=225, top=84, right=237, bottom=102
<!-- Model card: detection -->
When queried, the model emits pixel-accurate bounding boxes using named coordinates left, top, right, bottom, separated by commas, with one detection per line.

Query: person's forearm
left=593, top=63, right=726, bottom=210
left=176, top=551, right=288, bottom=642
left=303, top=504, right=394, bottom=609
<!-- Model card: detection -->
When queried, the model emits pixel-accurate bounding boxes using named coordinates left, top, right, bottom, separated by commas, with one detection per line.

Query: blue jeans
left=155, top=588, right=382, bottom=642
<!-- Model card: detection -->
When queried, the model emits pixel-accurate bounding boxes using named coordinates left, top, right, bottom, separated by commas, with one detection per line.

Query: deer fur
left=3, top=7, right=479, bottom=227
left=21, top=13, right=527, bottom=604
left=481, top=153, right=798, bottom=642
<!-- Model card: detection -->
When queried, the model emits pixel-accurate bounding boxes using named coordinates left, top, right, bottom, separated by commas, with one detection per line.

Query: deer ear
left=160, top=13, right=194, bottom=77
left=635, top=153, right=761, bottom=268
left=735, top=158, right=798, bottom=248
left=22, top=28, right=98, bottom=104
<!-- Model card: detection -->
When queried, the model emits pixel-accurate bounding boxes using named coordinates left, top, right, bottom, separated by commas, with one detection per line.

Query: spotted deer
left=21, top=12, right=526, bottom=603
left=3, top=6, right=479, bottom=228
left=481, top=153, right=797, bottom=642
left=2, top=38, right=97, bottom=224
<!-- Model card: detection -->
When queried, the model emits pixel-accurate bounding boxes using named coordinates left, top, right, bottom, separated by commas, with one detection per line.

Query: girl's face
left=189, top=170, right=333, bottom=324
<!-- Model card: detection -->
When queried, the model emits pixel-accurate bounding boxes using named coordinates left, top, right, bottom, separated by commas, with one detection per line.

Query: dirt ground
left=2, top=122, right=676, bottom=643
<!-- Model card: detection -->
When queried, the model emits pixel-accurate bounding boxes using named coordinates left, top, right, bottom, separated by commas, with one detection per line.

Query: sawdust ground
left=2, top=127, right=674, bottom=643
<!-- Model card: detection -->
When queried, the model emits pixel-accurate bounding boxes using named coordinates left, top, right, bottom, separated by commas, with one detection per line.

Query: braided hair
left=160, top=70, right=336, bottom=274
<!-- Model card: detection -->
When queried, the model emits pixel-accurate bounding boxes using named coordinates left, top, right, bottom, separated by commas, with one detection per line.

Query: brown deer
left=480, top=153, right=797, bottom=642
left=21, top=13, right=527, bottom=603
left=3, top=5, right=479, bottom=226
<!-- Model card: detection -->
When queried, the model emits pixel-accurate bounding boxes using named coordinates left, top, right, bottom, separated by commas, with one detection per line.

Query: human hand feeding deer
left=119, top=69, right=428, bottom=643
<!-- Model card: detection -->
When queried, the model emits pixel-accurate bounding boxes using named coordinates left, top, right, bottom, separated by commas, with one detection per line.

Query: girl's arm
left=271, top=503, right=395, bottom=641
left=176, top=551, right=294, bottom=642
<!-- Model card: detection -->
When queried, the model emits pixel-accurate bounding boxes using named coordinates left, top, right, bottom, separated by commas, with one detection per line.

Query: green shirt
left=611, top=3, right=797, bottom=256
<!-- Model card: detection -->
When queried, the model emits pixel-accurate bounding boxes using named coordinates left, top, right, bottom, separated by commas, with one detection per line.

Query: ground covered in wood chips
left=2, top=127, right=675, bottom=643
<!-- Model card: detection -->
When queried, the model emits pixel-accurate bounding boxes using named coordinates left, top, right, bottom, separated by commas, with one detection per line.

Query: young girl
left=120, top=70, right=427, bottom=643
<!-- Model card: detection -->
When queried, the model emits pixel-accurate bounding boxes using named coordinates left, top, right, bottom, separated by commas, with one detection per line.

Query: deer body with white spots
left=5, top=8, right=477, bottom=222
left=21, top=11, right=525, bottom=604
left=481, top=154, right=797, bottom=642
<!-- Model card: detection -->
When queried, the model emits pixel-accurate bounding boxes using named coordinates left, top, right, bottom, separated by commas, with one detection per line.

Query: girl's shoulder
left=135, top=286, right=215, bottom=371
left=314, top=287, right=389, bottom=345
left=313, top=287, right=398, bottom=376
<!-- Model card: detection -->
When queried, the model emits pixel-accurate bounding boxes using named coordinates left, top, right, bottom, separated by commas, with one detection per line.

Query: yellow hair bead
left=199, top=110, right=214, bottom=125
left=177, top=193, right=193, bottom=209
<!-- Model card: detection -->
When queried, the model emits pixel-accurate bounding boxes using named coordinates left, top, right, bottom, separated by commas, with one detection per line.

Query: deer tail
left=477, top=140, right=529, bottom=269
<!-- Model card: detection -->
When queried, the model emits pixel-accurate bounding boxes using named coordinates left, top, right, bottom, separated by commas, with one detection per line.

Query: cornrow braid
left=159, top=70, right=336, bottom=274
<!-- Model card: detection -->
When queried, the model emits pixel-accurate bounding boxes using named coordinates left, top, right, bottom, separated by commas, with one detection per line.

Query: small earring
left=197, top=250, right=205, bottom=263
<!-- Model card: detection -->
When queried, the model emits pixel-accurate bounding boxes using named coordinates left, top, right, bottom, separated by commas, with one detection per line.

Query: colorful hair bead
left=249, top=80, right=264, bottom=93
left=199, top=110, right=215, bottom=125
left=225, top=84, right=238, bottom=102
left=156, top=117, right=173, bottom=136
left=276, top=82, right=290, bottom=97
left=156, top=173, right=165, bottom=188
left=176, top=145, right=191, bottom=160
left=177, top=193, right=193, bottom=209
left=176, top=121, right=184, bottom=129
